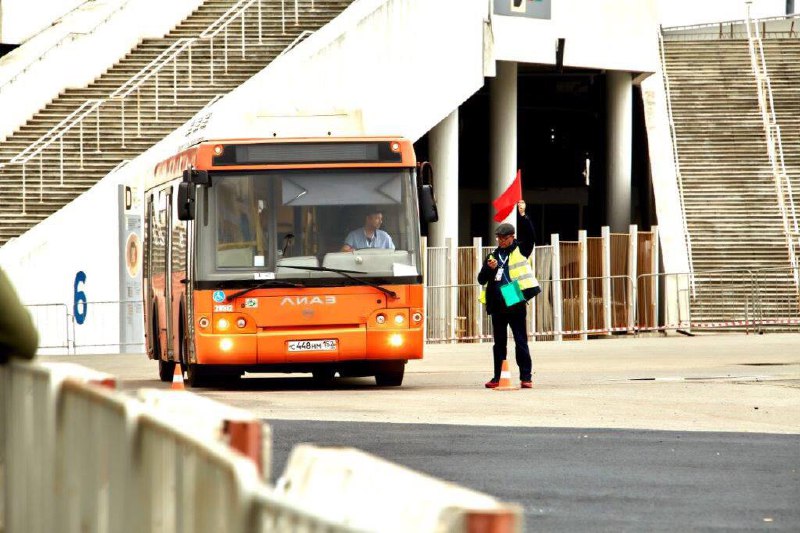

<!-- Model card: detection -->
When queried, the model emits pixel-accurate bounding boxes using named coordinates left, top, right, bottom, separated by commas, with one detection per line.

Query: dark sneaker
left=485, top=379, right=500, bottom=389
left=521, top=381, right=533, bottom=389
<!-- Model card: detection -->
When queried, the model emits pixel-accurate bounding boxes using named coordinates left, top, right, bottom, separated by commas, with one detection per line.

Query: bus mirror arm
left=183, top=168, right=210, bottom=186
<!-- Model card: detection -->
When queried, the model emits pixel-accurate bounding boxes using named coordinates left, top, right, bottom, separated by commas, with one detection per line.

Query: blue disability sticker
left=212, top=290, right=226, bottom=303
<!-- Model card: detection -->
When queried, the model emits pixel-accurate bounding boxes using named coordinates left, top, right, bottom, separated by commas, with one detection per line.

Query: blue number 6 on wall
left=74, top=271, right=87, bottom=325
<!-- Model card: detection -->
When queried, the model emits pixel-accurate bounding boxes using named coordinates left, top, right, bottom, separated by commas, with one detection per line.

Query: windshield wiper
left=277, top=265, right=399, bottom=299
left=226, top=280, right=305, bottom=302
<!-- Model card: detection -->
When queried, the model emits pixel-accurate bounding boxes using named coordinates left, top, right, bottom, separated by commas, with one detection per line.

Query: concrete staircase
left=0, top=0, right=353, bottom=245
left=762, top=38, right=800, bottom=239
left=661, top=37, right=799, bottom=324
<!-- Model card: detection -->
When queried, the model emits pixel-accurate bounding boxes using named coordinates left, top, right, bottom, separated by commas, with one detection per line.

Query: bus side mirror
left=417, top=161, right=438, bottom=223
left=419, top=184, right=438, bottom=223
left=177, top=182, right=196, bottom=221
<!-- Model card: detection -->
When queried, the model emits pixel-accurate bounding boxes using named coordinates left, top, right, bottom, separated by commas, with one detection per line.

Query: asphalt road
left=40, top=332, right=800, bottom=531
left=269, top=420, right=800, bottom=532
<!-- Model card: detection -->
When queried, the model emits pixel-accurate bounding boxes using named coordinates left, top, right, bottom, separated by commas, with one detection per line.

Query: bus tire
left=153, top=306, right=174, bottom=382
left=374, top=362, right=405, bottom=387
left=185, top=363, right=208, bottom=388
left=312, top=367, right=336, bottom=385
left=158, top=359, right=175, bottom=382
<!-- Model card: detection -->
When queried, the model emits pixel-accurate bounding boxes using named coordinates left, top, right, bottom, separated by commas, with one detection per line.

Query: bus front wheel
left=158, top=359, right=175, bottom=382
left=186, top=364, right=209, bottom=388
left=374, top=362, right=405, bottom=387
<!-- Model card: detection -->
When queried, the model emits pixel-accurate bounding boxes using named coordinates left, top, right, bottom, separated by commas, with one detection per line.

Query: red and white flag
left=492, top=169, right=522, bottom=222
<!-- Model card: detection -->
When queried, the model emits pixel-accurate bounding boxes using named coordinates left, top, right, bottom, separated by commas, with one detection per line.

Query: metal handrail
left=746, top=6, right=800, bottom=291
left=109, top=159, right=132, bottom=175
left=1, top=99, right=104, bottom=214
left=200, top=0, right=262, bottom=40
left=663, top=13, right=800, bottom=33
left=110, top=38, right=195, bottom=146
left=657, top=27, right=696, bottom=295
left=1, top=0, right=319, bottom=214
left=6, top=100, right=101, bottom=166
left=110, top=39, right=194, bottom=99
left=275, top=30, right=313, bottom=59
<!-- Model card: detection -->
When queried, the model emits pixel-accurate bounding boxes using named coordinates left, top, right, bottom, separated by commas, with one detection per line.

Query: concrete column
left=490, top=61, right=518, bottom=235
left=606, top=70, right=632, bottom=232
left=429, top=109, right=459, bottom=247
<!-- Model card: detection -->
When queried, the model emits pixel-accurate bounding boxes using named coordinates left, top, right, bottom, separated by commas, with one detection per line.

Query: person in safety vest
left=477, top=200, right=539, bottom=389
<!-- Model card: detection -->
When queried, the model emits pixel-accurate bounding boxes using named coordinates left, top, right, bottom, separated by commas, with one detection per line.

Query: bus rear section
left=143, top=138, right=437, bottom=387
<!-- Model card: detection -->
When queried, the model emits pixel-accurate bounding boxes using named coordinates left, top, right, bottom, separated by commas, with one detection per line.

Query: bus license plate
left=288, top=339, right=337, bottom=352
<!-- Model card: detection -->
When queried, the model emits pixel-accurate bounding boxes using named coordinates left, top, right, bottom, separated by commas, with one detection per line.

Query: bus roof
left=148, top=137, right=416, bottom=191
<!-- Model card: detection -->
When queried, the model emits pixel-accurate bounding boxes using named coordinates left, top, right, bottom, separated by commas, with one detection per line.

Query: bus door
left=144, top=194, right=155, bottom=358
left=163, top=186, right=174, bottom=361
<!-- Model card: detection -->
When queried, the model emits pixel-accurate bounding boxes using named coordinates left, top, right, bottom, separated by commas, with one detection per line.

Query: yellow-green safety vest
left=479, top=247, right=539, bottom=304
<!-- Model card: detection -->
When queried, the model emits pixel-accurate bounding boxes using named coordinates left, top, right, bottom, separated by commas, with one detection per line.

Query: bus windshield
left=196, top=169, right=421, bottom=282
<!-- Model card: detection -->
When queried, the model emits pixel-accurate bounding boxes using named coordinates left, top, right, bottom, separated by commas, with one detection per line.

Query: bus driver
left=341, top=208, right=395, bottom=252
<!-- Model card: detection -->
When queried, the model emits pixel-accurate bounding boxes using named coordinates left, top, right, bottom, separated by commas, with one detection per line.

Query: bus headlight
left=236, top=318, right=246, bottom=328
left=220, top=338, right=233, bottom=351
left=376, top=314, right=386, bottom=325
left=394, top=314, right=405, bottom=325
left=217, top=318, right=230, bottom=331
left=388, top=334, right=403, bottom=347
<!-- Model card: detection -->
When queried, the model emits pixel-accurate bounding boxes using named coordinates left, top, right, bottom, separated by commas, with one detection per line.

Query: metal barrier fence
left=427, top=267, right=799, bottom=343
left=635, top=266, right=800, bottom=334
left=25, top=300, right=144, bottom=354
left=426, top=275, right=635, bottom=343
left=23, top=271, right=799, bottom=353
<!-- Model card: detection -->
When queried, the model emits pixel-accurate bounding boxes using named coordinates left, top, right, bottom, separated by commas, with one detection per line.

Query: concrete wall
left=200, top=0, right=487, bottom=143
left=491, top=0, right=659, bottom=73
left=0, top=0, right=204, bottom=142
left=0, top=0, right=84, bottom=44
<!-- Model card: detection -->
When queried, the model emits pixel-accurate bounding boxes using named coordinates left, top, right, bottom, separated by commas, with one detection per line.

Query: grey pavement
left=27, top=332, right=800, bottom=531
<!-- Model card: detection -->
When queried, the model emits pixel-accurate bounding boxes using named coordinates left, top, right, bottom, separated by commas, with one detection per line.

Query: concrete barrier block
left=136, top=388, right=271, bottom=479
left=276, top=444, right=522, bottom=532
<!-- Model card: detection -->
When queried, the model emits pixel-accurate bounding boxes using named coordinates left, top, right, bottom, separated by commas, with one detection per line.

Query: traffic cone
left=494, top=359, right=518, bottom=391
left=171, top=363, right=185, bottom=390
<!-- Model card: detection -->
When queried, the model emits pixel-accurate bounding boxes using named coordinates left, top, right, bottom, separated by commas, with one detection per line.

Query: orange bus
left=143, top=137, right=437, bottom=387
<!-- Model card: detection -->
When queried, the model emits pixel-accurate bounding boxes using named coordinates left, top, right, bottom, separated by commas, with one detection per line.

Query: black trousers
left=490, top=311, right=532, bottom=381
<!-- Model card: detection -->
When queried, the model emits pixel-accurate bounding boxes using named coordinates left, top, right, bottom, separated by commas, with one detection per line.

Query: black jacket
left=477, top=212, right=537, bottom=315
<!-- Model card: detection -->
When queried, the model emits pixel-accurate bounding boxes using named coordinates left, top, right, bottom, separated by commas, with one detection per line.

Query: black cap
left=495, top=223, right=515, bottom=236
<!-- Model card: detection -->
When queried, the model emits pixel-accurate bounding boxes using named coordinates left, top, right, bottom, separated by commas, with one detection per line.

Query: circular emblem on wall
left=125, top=233, right=140, bottom=278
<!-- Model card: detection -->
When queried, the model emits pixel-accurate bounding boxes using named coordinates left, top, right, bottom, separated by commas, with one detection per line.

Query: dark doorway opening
left=415, top=65, right=654, bottom=245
